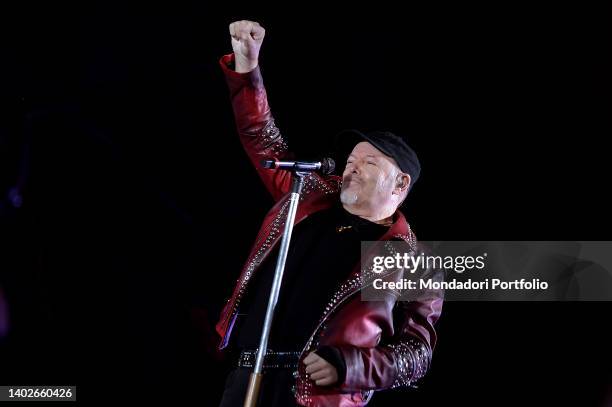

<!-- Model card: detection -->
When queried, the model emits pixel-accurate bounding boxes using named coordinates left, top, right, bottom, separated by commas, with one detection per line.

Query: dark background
left=1, top=2, right=611, bottom=406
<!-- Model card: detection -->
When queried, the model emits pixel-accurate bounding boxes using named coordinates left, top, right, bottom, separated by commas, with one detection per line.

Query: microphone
left=261, top=158, right=335, bottom=175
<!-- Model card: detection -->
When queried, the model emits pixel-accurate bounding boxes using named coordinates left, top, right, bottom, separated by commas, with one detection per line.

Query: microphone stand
left=243, top=170, right=308, bottom=407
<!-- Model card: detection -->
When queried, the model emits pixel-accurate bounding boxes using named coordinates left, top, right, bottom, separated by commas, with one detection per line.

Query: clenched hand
left=229, top=20, right=265, bottom=73
left=303, top=351, right=339, bottom=386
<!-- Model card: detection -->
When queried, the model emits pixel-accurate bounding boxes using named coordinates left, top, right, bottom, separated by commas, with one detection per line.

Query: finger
left=310, top=368, right=331, bottom=381
left=315, top=376, right=335, bottom=386
left=238, top=25, right=252, bottom=42
left=235, top=20, right=264, bottom=42
left=251, top=24, right=265, bottom=40
left=305, top=359, right=326, bottom=374
left=303, top=352, right=318, bottom=365
left=232, top=21, right=247, bottom=40
left=306, top=357, right=329, bottom=373
left=240, top=21, right=254, bottom=38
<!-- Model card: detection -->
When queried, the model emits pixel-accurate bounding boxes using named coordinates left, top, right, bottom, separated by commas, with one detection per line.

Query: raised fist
left=229, top=20, right=265, bottom=73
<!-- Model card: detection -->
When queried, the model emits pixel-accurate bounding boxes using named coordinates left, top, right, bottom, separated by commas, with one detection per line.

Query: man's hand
left=229, top=20, right=265, bottom=73
left=303, top=351, right=339, bottom=386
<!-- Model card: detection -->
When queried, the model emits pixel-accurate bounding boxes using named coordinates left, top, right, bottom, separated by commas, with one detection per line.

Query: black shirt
left=233, top=202, right=390, bottom=351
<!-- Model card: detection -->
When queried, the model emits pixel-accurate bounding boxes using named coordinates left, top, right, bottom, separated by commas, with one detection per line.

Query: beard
left=340, top=187, right=359, bottom=205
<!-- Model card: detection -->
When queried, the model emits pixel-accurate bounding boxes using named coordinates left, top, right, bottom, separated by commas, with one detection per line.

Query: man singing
left=216, top=20, right=443, bottom=407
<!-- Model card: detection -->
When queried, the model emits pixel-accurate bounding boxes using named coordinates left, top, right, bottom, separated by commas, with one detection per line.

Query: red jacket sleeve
left=219, top=53, right=294, bottom=201
left=336, top=257, right=444, bottom=392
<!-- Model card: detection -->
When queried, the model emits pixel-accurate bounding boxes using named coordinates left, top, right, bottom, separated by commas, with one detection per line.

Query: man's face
left=340, top=141, right=400, bottom=210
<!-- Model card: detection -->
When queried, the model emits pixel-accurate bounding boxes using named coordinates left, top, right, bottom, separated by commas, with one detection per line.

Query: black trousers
left=219, top=367, right=300, bottom=407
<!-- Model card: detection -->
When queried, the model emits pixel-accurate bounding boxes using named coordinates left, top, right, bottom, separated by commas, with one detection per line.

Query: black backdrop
left=1, top=2, right=611, bottom=406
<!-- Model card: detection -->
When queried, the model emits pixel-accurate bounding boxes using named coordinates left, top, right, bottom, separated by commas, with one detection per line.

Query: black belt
left=237, top=349, right=301, bottom=369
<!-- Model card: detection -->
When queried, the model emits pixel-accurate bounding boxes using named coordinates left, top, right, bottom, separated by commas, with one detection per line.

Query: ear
left=395, top=173, right=411, bottom=194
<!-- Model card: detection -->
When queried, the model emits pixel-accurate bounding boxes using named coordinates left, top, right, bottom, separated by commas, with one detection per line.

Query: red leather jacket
left=216, top=53, right=443, bottom=406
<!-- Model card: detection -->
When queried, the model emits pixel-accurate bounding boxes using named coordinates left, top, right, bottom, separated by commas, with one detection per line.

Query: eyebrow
left=348, top=154, right=378, bottom=159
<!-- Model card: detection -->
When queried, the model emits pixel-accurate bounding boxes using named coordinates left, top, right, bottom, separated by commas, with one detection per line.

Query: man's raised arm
left=220, top=20, right=294, bottom=201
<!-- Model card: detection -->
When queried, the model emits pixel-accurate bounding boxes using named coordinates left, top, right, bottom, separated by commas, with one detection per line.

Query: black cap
left=334, top=129, right=421, bottom=190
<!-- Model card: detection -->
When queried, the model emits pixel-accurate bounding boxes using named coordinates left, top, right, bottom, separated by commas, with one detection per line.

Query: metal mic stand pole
left=243, top=171, right=307, bottom=407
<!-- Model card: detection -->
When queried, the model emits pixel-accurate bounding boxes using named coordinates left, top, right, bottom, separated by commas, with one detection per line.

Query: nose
left=346, top=160, right=362, bottom=175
